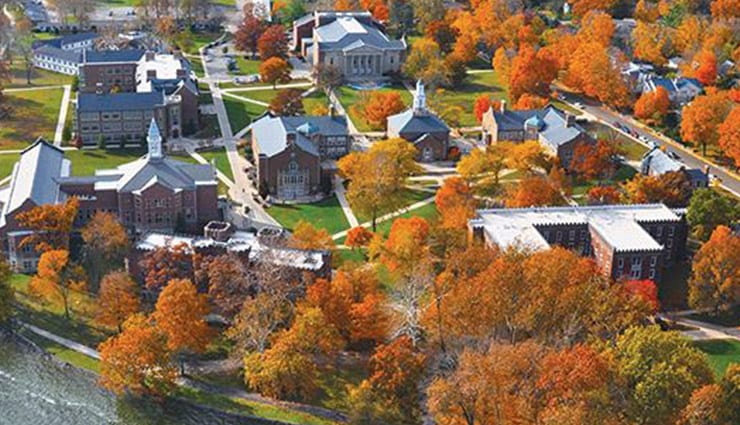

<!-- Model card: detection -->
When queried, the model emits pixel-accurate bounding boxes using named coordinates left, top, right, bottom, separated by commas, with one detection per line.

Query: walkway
left=221, top=91, right=269, bottom=107
left=187, top=148, right=236, bottom=187
left=659, top=312, right=740, bottom=341
left=331, top=195, right=436, bottom=240
left=220, top=81, right=312, bottom=94
left=54, top=85, right=72, bottom=146
left=20, top=322, right=101, bottom=359
left=334, top=175, right=359, bottom=227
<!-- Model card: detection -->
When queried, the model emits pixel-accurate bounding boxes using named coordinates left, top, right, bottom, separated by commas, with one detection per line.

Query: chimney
left=145, top=51, right=155, bottom=61
left=500, top=100, right=506, bottom=113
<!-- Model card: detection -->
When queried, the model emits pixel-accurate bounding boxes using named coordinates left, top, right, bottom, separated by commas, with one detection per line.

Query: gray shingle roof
left=250, top=114, right=348, bottom=158
left=492, top=106, right=586, bottom=148
left=641, top=147, right=682, bottom=175
left=78, top=92, right=165, bottom=112
left=101, top=156, right=216, bottom=193
left=84, top=49, right=145, bottom=63
left=33, top=44, right=82, bottom=63
left=315, top=16, right=405, bottom=52
left=387, top=109, right=449, bottom=137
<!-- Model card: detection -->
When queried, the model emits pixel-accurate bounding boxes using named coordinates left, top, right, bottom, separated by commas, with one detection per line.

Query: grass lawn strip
left=198, top=147, right=234, bottom=181
left=6, top=61, right=73, bottom=88
left=429, top=71, right=509, bottom=127
left=335, top=84, right=413, bottom=132
left=0, top=87, right=64, bottom=150
left=353, top=188, right=431, bottom=224
left=267, top=196, right=350, bottom=235
left=223, top=96, right=267, bottom=134
left=693, top=339, right=740, bottom=378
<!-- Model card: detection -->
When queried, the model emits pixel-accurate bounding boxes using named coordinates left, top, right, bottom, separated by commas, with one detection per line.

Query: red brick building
left=468, top=204, right=688, bottom=284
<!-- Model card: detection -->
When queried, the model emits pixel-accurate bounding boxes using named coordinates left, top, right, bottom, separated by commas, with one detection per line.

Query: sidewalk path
left=221, top=81, right=312, bottom=94
left=187, top=149, right=235, bottom=187
left=54, top=85, right=72, bottom=146
left=21, top=321, right=101, bottom=359
left=4, top=85, right=66, bottom=92
left=334, top=175, right=359, bottom=228
left=221, top=91, right=269, bottom=107
left=332, top=195, right=436, bottom=240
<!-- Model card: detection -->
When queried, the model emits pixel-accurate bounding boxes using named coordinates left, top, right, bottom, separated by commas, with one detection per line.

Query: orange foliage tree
left=16, top=197, right=79, bottom=253
left=363, top=91, right=406, bottom=130
left=718, top=106, right=740, bottom=167
left=586, top=185, right=622, bottom=205
left=96, top=271, right=140, bottom=332
left=691, top=50, right=718, bottom=86
left=257, top=25, right=288, bottom=59
left=565, top=41, right=631, bottom=108
left=570, top=139, right=619, bottom=181
left=569, top=0, right=618, bottom=16
left=514, top=94, right=549, bottom=110
left=711, top=0, right=740, bottom=19
left=81, top=211, right=129, bottom=289
left=473, top=94, right=496, bottom=123
left=509, top=44, right=557, bottom=103
left=98, top=314, right=177, bottom=396
left=381, top=216, right=431, bottom=277
left=623, top=171, right=693, bottom=207
left=680, top=91, right=733, bottom=155
left=289, top=220, right=335, bottom=251
left=204, top=254, right=252, bottom=319
left=624, top=279, right=659, bottom=313
left=258, top=57, right=292, bottom=88
left=138, top=243, right=193, bottom=291
left=345, top=226, right=373, bottom=251
left=435, top=177, right=476, bottom=229
left=505, top=176, right=565, bottom=208
left=30, top=249, right=86, bottom=319
left=152, top=279, right=213, bottom=361
left=689, top=225, right=740, bottom=315
left=634, top=86, right=671, bottom=124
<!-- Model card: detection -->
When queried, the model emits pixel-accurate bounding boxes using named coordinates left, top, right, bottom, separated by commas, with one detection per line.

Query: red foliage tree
left=257, top=25, right=288, bottom=60
left=624, top=279, right=659, bottom=313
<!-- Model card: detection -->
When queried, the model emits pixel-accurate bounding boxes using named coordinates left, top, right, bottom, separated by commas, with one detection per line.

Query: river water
left=0, top=335, right=255, bottom=425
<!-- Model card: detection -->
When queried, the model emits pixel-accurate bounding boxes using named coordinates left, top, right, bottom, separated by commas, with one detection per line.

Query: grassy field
left=372, top=201, right=439, bottom=238
left=429, top=71, right=509, bottom=127
left=199, top=147, right=234, bottom=181
left=223, top=96, right=267, bottom=134
left=353, top=188, right=432, bottom=224
left=186, top=31, right=223, bottom=55
left=335, top=84, right=413, bottom=132
left=267, top=196, right=350, bottom=235
left=6, top=61, right=74, bottom=88
left=693, top=339, right=740, bottom=378
left=0, top=153, right=19, bottom=178
left=65, top=148, right=146, bottom=175
left=235, top=56, right=261, bottom=75
left=230, top=88, right=329, bottom=113
left=583, top=121, right=650, bottom=161
left=19, top=327, right=101, bottom=373
left=0, top=87, right=64, bottom=149
left=190, top=56, right=205, bottom=78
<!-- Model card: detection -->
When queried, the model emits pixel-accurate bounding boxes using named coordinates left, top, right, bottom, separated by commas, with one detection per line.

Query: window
left=630, top=268, right=641, bottom=279
left=650, top=256, right=657, bottom=267
left=668, top=226, right=675, bottom=236
left=649, top=269, right=656, bottom=279
left=289, top=161, right=298, bottom=172
left=580, top=230, right=588, bottom=240
left=667, top=239, right=673, bottom=248
left=617, top=258, right=624, bottom=269
left=657, top=226, right=663, bottom=237
left=632, top=257, right=642, bottom=266
left=568, top=230, right=575, bottom=241
left=556, top=231, right=562, bottom=242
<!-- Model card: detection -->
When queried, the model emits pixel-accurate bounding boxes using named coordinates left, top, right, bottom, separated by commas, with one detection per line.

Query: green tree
left=687, top=188, right=740, bottom=241
left=0, top=260, right=14, bottom=324
left=613, top=326, right=714, bottom=425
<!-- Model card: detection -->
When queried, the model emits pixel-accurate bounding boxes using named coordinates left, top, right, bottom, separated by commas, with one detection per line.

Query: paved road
left=54, top=85, right=71, bottom=147
left=558, top=90, right=740, bottom=197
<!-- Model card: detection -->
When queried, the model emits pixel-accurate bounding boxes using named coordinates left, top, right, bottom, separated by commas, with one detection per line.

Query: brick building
left=249, top=112, right=350, bottom=201
left=0, top=121, right=218, bottom=273
left=468, top=204, right=688, bottom=284
left=480, top=104, right=593, bottom=169
left=387, top=80, right=450, bottom=162
left=79, top=49, right=145, bottom=93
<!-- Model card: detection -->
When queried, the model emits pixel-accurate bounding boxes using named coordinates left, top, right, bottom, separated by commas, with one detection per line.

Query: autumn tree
left=687, top=188, right=740, bottom=241
left=98, top=314, right=177, bottom=396
left=571, top=139, right=619, bottom=181
left=473, top=94, right=498, bottom=123
left=569, top=0, right=618, bottom=17
left=234, top=3, right=266, bottom=57
left=718, top=106, right=740, bottom=167
left=689, top=49, right=718, bottom=86
left=623, top=171, right=693, bottom=207
left=268, top=88, right=304, bottom=116
left=289, top=220, right=336, bottom=251
left=564, top=41, right=631, bottom=108
left=96, top=271, right=140, bottom=332
left=711, top=0, right=740, bottom=20
left=634, top=86, right=671, bottom=124
left=514, top=93, right=549, bottom=110
left=31, top=250, right=86, bottom=319
left=689, top=225, right=740, bottom=315
left=338, top=138, right=420, bottom=231
left=227, top=291, right=292, bottom=354
left=0, top=260, right=13, bottom=324
left=257, top=25, right=288, bottom=60
left=509, top=44, right=557, bottom=103
left=259, top=57, right=292, bottom=89
left=138, top=243, right=193, bottom=291
left=613, top=326, right=714, bottom=425
left=435, top=177, right=476, bottom=229
left=243, top=305, right=342, bottom=400
left=679, top=365, right=740, bottom=425
left=81, top=211, right=129, bottom=290
left=16, top=197, right=79, bottom=253
left=587, top=185, right=622, bottom=205
left=403, top=38, right=448, bottom=88
left=345, top=226, right=373, bottom=252
left=506, top=175, right=565, bottom=208
left=204, top=254, right=252, bottom=319
left=632, top=21, right=672, bottom=67
left=152, top=279, right=213, bottom=372
left=624, top=279, right=659, bottom=313
left=363, top=91, right=406, bottom=130
left=680, top=91, right=733, bottom=156
left=425, top=18, right=458, bottom=54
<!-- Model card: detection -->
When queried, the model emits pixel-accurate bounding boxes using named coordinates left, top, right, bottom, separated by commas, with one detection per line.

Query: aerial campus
left=1, top=0, right=740, bottom=424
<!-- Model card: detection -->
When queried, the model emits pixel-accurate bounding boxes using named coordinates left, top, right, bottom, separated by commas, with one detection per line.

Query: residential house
left=249, top=112, right=350, bottom=201
left=293, top=11, right=406, bottom=81
left=642, top=76, right=703, bottom=105
left=481, top=104, right=593, bottom=169
left=640, top=147, right=709, bottom=189
left=468, top=204, right=688, bottom=284
left=387, top=80, right=450, bottom=162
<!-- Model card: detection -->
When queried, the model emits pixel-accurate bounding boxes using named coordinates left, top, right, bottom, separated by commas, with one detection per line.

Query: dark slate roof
left=250, top=114, right=348, bottom=158
left=387, top=109, right=450, bottom=136
left=491, top=109, right=540, bottom=131
left=77, top=92, right=165, bottom=112
left=36, top=32, right=97, bottom=49
left=84, top=49, right=145, bottom=63
left=149, top=78, right=198, bottom=96
left=113, top=157, right=215, bottom=193
left=314, top=16, right=405, bottom=52
left=57, top=174, right=121, bottom=185
left=33, top=45, right=82, bottom=63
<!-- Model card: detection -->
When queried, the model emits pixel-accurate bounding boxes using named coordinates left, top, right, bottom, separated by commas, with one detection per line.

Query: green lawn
left=235, top=56, right=261, bottom=75
left=335, top=84, right=413, bottom=132
left=0, top=153, right=19, bottom=178
left=583, top=121, right=650, bottom=161
left=430, top=71, right=509, bottom=127
left=371, top=201, right=439, bottom=238
left=693, top=339, right=740, bottom=378
left=229, top=88, right=329, bottom=113
left=223, top=96, right=267, bottom=134
left=65, top=148, right=146, bottom=175
left=19, top=328, right=101, bottom=373
left=6, top=61, right=74, bottom=88
left=0, top=87, right=64, bottom=149
left=190, top=56, right=205, bottom=78
left=353, top=188, right=432, bottom=224
left=186, top=31, right=224, bottom=55
left=267, top=196, right=350, bottom=235
left=199, top=147, right=234, bottom=181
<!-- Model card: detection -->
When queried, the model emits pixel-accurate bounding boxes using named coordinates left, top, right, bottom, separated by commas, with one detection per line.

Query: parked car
left=666, top=151, right=681, bottom=161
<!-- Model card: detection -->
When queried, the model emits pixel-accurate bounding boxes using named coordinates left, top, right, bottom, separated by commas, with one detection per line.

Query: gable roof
left=490, top=105, right=586, bottom=148
left=33, top=44, right=83, bottom=63
left=84, top=49, right=145, bottom=64
left=2, top=139, right=68, bottom=218
left=314, top=16, right=405, bottom=52
left=106, top=156, right=216, bottom=193
left=250, top=114, right=348, bottom=158
left=387, top=109, right=450, bottom=136
left=78, top=92, right=165, bottom=112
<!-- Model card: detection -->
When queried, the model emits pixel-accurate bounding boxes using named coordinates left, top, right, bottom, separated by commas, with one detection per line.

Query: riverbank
left=5, top=323, right=344, bottom=425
